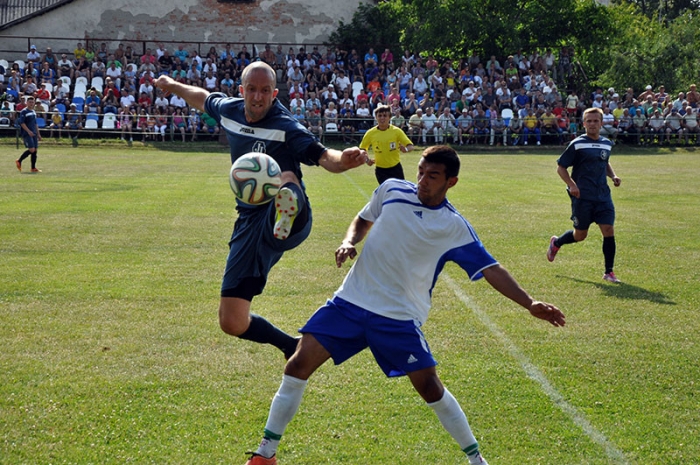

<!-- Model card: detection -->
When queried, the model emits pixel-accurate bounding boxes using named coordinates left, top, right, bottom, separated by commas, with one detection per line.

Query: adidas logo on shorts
left=407, top=354, right=418, bottom=364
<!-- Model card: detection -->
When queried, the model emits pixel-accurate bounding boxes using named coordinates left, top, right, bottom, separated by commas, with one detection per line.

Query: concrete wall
left=1, top=0, right=370, bottom=60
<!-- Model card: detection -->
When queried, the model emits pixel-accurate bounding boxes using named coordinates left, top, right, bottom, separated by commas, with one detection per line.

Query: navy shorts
left=220, top=190, right=312, bottom=300
left=570, top=194, right=615, bottom=230
left=301, top=296, right=437, bottom=377
left=23, top=135, right=38, bottom=149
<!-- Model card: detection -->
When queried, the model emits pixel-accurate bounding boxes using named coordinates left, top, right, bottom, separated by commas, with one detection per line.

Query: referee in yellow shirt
left=360, top=104, right=414, bottom=184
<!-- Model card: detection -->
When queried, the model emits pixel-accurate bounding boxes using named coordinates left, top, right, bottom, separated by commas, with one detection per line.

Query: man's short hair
left=373, top=104, right=391, bottom=117
left=583, top=107, right=604, bottom=120
left=422, top=145, right=460, bottom=179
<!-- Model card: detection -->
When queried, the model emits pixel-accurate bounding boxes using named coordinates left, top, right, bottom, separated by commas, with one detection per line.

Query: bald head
left=241, top=61, right=276, bottom=87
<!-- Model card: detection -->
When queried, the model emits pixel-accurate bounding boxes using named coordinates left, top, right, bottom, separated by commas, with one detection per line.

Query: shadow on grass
left=559, top=276, right=676, bottom=305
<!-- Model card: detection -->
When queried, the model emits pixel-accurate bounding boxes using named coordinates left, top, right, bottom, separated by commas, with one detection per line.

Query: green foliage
left=328, top=0, right=700, bottom=95
left=594, top=5, right=700, bottom=93
left=327, top=3, right=404, bottom=62
left=612, top=0, right=700, bottom=22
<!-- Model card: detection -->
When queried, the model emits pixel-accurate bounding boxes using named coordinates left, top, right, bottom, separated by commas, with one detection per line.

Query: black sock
left=238, top=313, right=298, bottom=357
left=555, top=230, right=577, bottom=247
left=30, top=152, right=37, bottom=169
left=18, top=150, right=31, bottom=162
left=603, top=236, right=616, bottom=274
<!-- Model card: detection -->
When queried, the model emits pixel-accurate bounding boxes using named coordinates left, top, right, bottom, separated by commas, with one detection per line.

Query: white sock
left=256, top=374, right=308, bottom=458
left=427, top=387, right=481, bottom=460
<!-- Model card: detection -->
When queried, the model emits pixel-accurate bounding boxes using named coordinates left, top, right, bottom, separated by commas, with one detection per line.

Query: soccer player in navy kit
left=244, top=146, right=566, bottom=465
left=155, top=62, right=368, bottom=359
left=547, top=107, right=623, bottom=283
left=15, top=96, right=42, bottom=173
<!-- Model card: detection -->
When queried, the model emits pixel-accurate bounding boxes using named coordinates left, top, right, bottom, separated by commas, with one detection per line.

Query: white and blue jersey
left=204, top=93, right=326, bottom=185
left=557, top=135, right=614, bottom=202
left=335, top=179, right=498, bottom=326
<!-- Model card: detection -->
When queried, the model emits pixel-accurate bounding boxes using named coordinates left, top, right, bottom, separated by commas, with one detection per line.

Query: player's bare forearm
left=335, top=216, right=372, bottom=267
left=319, top=147, right=370, bottom=173
left=154, top=75, right=209, bottom=111
left=606, top=163, right=621, bottom=186
left=482, top=264, right=566, bottom=327
left=557, top=164, right=579, bottom=197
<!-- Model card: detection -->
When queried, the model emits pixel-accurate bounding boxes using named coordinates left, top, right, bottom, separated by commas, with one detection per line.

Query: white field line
left=441, top=273, right=629, bottom=465
left=344, top=172, right=628, bottom=464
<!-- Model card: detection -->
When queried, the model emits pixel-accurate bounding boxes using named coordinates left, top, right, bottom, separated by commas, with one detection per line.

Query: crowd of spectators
left=1, top=41, right=699, bottom=146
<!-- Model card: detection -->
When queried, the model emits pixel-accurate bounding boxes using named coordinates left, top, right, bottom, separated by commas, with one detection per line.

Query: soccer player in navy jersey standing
left=15, top=96, right=42, bottom=173
left=243, top=146, right=566, bottom=465
left=547, top=107, right=623, bottom=283
left=154, top=62, right=369, bottom=359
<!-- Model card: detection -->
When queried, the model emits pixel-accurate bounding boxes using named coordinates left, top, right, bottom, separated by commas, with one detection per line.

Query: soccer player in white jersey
left=547, top=107, right=623, bottom=283
left=244, top=146, right=566, bottom=465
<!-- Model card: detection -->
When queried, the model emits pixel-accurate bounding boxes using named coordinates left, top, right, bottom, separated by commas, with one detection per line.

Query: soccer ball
left=229, top=152, right=282, bottom=205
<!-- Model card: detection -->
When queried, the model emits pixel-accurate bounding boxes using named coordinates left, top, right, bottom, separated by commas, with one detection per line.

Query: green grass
left=1, top=141, right=699, bottom=464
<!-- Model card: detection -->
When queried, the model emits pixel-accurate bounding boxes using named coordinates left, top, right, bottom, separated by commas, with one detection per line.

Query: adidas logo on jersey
left=413, top=211, right=423, bottom=219
left=407, top=354, right=418, bottom=364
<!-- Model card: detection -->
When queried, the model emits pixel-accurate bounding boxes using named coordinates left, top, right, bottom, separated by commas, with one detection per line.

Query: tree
left=612, top=0, right=700, bottom=22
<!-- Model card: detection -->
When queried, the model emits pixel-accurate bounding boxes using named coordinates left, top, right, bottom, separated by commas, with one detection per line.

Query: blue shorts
left=570, top=194, right=615, bottom=230
left=23, top=135, right=38, bottom=149
left=301, top=296, right=437, bottom=377
left=220, top=186, right=312, bottom=299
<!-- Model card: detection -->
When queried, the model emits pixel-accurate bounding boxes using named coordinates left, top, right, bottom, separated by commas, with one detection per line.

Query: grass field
left=1, top=140, right=699, bottom=464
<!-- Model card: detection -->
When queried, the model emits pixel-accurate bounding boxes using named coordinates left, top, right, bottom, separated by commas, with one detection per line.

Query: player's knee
left=218, top=304, right=250, bottom=336
left=573, top=229, right=588, bottom=241
left=218, top=314, right=248, bottom=336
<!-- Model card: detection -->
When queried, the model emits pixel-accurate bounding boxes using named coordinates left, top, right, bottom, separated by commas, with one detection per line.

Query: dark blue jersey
left=18, top=107, right=38, bottom=137
left=204, top=93, right=327, bottom=183
left=557, top=135, right=614, bottom=202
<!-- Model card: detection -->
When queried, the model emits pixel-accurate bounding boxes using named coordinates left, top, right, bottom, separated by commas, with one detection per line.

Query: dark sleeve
left=297, top=140, right=327, bottom=166
left=557, top=142, right=576, bottom=168
left=203, top=92, right=228, bottom=122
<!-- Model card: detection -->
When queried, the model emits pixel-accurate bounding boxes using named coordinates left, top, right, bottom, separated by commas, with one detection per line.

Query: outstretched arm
left=335, top=215, right=373, bottom=267
left=154, top=75, right=209, bottom=112
left=319, top=147, right=372, bottom=173
left=482, top=264, right=566, bottom=327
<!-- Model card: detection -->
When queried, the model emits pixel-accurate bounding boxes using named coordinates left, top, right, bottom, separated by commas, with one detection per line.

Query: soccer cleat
left=31, top=168, right=42, bottom=173
left=244, top=453, right=277, bottom=465
left=468, top=452, right=489, bottom=465
left=273, top=187, right=299, bottom=240
left=547, top=236, right=560, bottom=262
left=15, top=160, right=21, bottom=172
left=603, top=272, right=621, bottom=284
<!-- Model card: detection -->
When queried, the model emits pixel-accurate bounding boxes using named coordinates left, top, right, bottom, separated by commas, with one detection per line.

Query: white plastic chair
left=101, top=112, right=117, bottom=129
left=85, top=118, right=98, bottom=129
left=14, top=59, right=25, bottom=70
left=91, top=76, right=104, bottom=92
left=501, top=108, right=514, bottom=126
left=75, top=76, right=88, bottom=88
left=352, top=81, right=364, bottom=99
left=325, top=122, right=338, bottom=132
left=0, top=59, right=9, bottom=70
